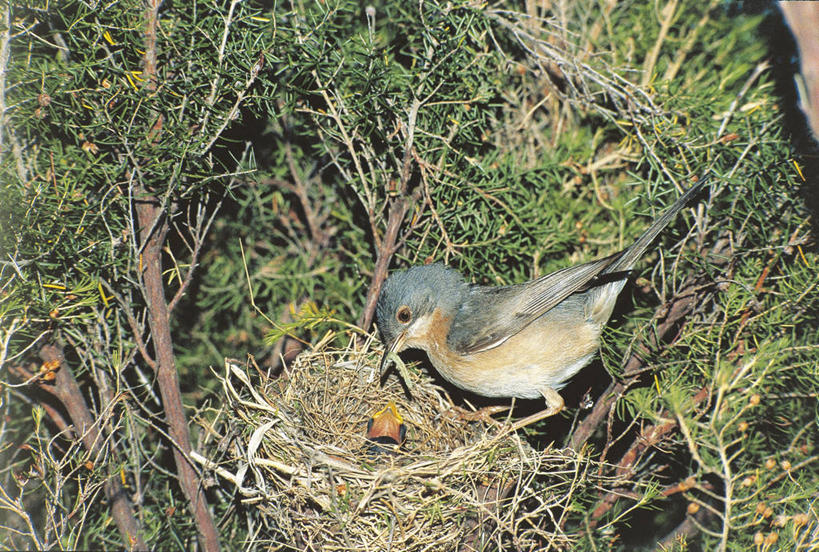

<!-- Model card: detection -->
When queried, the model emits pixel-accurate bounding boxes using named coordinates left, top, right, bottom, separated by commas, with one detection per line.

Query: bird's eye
left=396, top=305, right=412, bottom=324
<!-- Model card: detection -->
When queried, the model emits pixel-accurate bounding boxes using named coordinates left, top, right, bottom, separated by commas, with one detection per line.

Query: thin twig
left=198, top=52, right=265, bottom=156
left=99, top=278, right=156, bottom=371
left=167, top=154, right=244, bottom=313
left=716, top=61, right=770, bottom=139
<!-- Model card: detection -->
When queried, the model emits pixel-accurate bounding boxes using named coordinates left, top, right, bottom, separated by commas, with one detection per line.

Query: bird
left=375, top=177, right=707, bottom=426
left=366, top=401, right=406, bottom=453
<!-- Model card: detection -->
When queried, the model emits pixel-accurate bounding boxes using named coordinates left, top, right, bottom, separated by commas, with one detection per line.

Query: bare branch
left=198, top=52, right=265, bottom=156
left=139, top=2, right=221, bottom=549
left=357, top=99, right=423, bottom=331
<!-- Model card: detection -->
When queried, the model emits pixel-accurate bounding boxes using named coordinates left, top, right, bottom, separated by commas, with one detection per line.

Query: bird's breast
left=422, top=308, right=602, bottom=399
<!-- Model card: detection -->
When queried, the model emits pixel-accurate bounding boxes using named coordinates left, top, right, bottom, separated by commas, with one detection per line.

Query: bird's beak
left=379, top=330, right=407, bottom=377
left=366, top=401, right=407, bottom=448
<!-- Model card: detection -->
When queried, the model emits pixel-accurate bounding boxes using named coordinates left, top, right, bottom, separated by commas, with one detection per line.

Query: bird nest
left=199, top=340, right=627, bottom=551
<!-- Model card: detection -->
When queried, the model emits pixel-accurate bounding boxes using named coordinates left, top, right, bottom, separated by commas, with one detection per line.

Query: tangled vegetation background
left=1, top=0, right=817, bottom=550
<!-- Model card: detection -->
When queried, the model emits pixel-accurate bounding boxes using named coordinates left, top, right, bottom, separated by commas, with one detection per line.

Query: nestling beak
left=379, top=330, right=407, bottom=377
left=366, top=400, right=407, bottom=448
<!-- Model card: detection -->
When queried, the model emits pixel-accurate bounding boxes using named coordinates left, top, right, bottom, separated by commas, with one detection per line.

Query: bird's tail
left=602, top=177, right=708, bottom=275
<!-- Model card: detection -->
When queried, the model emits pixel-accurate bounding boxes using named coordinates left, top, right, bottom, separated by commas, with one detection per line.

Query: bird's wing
left=448, top=254, right=620, bottom=355
left=448, top=177, right=708, bottom=356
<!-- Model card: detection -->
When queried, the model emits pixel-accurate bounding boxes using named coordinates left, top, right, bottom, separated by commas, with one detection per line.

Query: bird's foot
left=451, top=405, right=510, bottom=425
left=510, top=387, right=564, bottom=431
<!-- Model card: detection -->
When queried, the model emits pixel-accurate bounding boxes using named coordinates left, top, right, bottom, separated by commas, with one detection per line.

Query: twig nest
left=202, top=343, right=622, bottom=550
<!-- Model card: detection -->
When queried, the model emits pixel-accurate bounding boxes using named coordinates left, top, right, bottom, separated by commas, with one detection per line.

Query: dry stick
left=358, top=195, right=411, bottom=332
left=39, top=344, right=148, bottom=551
left=0, top=3, right=27, bottom=184
left=663, top=0, right=721, bottom=83
left=139, top=2, right=221, bottom=550
left=168, top=180, right=234, bottom=314
left=615, top=385, right=710, bottom=479
left=100, top=278, right=157, bottom=372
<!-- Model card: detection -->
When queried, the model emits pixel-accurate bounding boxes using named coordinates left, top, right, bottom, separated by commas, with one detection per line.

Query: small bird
left=376, top=178, right=707, bottom=425
left=366, top=401, right=407, bottom=453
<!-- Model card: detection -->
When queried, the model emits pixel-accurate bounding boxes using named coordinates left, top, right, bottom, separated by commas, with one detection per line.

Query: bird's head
left=375, top=263, right=467, bottom=371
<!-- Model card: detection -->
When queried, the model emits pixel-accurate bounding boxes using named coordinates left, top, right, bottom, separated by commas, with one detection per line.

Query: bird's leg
left=451, top=404, right=510, bottom=425
left=510, top=386, right=564, bottom=430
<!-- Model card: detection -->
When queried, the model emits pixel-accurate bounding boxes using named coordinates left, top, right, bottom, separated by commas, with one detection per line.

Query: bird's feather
left=448, top=178, right=707, bottom=355
left=448, top=255, right=619, bottom=354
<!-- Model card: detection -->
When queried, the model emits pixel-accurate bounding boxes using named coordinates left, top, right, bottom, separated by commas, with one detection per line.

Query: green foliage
left=1, top=0, right=276, bottom=548
left=1, top=0, right=817, bottom=550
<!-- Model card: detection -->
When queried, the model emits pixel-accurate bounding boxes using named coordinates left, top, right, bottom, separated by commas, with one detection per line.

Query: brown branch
left=358, top=100, right=422, bottom=331
left=167, top=243, right=201, bottom=315
left=39, top=344, right=147, bottom=551
left=358, top=194, right=413, bottom=332
left=135, top=176, right=220, bottom=552
left=139, top=2, right=221, bottom=550
left=616, top=386, right=710, bottom=479
left=142, top=1, right=159, bottom=91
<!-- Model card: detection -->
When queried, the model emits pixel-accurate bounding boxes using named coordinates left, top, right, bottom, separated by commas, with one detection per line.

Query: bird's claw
left=451, top=405, right=510, bottom=425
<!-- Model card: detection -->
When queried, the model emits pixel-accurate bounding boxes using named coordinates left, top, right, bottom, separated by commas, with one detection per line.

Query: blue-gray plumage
left=375, top=178, right=707, bottom=423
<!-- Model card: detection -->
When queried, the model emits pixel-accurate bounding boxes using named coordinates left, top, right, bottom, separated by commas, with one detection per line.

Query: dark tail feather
left=603, top=177, right=708, bottom=275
